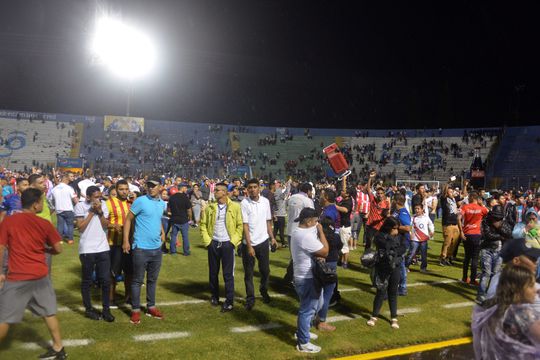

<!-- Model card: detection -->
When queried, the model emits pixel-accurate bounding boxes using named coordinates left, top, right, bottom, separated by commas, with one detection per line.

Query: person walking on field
left=0, top=188, right=66, bottom=359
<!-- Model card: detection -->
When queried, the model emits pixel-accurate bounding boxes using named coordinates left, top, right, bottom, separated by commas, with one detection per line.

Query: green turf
left=0, top=220, right=476, bottom=359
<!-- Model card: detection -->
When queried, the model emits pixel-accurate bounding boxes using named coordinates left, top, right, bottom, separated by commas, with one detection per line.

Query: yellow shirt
left=106, top=197, right=130, bottom=246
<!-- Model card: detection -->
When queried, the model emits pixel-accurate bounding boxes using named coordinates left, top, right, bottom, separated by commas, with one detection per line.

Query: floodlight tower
left=90, top=16, right=157, bottom=115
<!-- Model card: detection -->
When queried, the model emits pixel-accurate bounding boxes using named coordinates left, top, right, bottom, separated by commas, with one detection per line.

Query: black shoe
left=221, top=303, right=233, bottom=313
left=244, top=302, right=254, bottom=311
left=261, top=292, right=271, bottom=304
left=281, top=243, right=288, bottom=249
left=39, top=346, right=67, bottom=360
left=439, top=260, right=446, bottom=266
left=210, top=297, right=220, bottom=307
left=102, top=309, right=115, bottom=322
left=85, top=307, right=102, bottom=320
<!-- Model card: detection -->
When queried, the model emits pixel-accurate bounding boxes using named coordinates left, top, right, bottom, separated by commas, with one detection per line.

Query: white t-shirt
left=213, top=203, right=231, bottom=242
left=51, top=182, right=77, bottom=212
left=241, top=196, right=272, bottom=246
left=78, top=179, right=96, bottom=200
left=291, top=226, right=323, bottom=279
left=74, top=201, right=110, bottom=254
left=286, top=192, right=315, bottom=236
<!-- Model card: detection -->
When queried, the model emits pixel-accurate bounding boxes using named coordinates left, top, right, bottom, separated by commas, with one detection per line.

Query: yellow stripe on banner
left=333, top=337, right=472, bottom=360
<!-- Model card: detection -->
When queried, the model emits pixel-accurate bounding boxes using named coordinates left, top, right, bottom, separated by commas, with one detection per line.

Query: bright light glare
left=91, top=17, right=156, bottom=80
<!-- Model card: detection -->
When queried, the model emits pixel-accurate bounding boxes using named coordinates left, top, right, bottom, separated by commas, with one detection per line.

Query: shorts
left=339, top=226, right=352, bottom=254
left=0, top=277, right=57, bottom=324
left=110, top=245, right=133, bottom=277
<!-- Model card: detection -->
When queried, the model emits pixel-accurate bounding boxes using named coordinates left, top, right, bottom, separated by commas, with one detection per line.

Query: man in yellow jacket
left=200, top=182, right=243, bottom=312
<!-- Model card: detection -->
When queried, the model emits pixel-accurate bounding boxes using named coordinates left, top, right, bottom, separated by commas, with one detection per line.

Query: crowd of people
left=0, top=163, right=540, bottom=357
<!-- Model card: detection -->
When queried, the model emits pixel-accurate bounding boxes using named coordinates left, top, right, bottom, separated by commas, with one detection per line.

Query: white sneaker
left=294, top=332, right=318, bottom=340
left=296, top=342, right=321, bottom=353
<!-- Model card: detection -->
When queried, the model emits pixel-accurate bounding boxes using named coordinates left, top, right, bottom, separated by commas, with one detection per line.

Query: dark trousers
left=372, top=265, right=400, bottom=318
left=80, top=251, right=111, bottom=311
left=273, top=217, right=286, bottom=244
left=242, top=239, right=270, bottom=304
left=462, top=234, right=482, bottom=281
left=131, top=248, right=162, bottom=310
left=208, top=240, right=235, bottom=305
left=364, top=225, right=378, bottom=250
left=284, top=236, right=294, bottom=282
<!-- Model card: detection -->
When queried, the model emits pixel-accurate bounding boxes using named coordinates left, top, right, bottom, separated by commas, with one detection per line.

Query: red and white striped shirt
left=356, top=190, right=370, bottom=215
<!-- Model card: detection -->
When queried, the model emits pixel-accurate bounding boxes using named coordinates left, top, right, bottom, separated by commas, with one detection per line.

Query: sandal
left=391, top=318, right=399, bottom=329
left=367, top=317, right=378, bottom=327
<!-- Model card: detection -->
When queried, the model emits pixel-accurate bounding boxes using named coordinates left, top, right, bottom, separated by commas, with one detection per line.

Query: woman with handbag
left=367, top=216, right=406, bottom=329
left=314, top=216, right=343, bottom=332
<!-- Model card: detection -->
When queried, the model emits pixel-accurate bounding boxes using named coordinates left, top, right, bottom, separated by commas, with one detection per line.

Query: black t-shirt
left=440, top=195, right=459, bottom=226
left=169, top=193, right=192, bottom=224
left=338, top=197, right=353, bottom=228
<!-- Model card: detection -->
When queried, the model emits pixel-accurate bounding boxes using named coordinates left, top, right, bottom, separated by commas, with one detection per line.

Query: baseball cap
left=147, top=178, right=161, bottom=187
left=500, top=237, right=540, bottom=263
left=294, top=208, right=319, bottom=223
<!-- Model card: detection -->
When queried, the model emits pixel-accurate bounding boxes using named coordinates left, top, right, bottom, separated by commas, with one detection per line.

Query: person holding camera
left=367, top=216, right=406, bottom=329
left=241, top=178, right=277, bottom=310
left=74, top=185, right=114, bottom=322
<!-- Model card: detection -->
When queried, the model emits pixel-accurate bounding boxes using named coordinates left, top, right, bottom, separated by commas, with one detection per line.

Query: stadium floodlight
left=91, top=17, right=156, bottom=80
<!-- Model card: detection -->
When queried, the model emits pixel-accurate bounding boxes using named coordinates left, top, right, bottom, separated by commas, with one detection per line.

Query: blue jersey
left=130, top=195, right=167, bottom=250
left=321, top=204, right=341, bottom=230
left=393, top=207, right=411, bottom=242
left=1, top=193, right=22, bottom=216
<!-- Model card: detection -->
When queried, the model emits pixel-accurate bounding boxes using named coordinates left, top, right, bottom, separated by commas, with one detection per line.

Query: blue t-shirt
left=2, top=185, right=14, bottom=198
left=130, top=195, right=167, bottom=250
left=1, top=193, right=22, bottom=216
left=393, top=207, right=411, bottom=242
left=321, top=204, right=341, bottom=230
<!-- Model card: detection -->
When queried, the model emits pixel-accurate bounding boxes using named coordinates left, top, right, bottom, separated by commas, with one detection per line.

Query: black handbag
left=312, top=258, right=338, bottom=286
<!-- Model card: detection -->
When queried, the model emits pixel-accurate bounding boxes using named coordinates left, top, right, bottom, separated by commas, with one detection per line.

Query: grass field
left=0, top=219, right=477, bottom=359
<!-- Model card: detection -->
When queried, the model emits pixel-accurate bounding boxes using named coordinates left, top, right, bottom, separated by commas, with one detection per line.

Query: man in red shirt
left=0, top=188, right=66, bottom=359
left=363, top=171, right=390, bottom=250
left=460, top=191, right=488, bottom=285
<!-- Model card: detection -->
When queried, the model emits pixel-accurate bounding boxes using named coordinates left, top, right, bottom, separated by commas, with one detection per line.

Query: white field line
left=230, top=323, right=282, bottom=333
left=385, top=307, right=422, bottom=315
left=443, top=302, right=475, bottom=309
left=326, top=314, right=361, bottom=323
left=407, top=279, right=457, bottom=288
left=20, top=339, right=93, bottom=350
left=133, top=332, right=190, bottom=342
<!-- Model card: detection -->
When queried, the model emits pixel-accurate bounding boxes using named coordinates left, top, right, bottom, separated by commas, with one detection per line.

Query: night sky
left=0, top=1, right=538, bottom=129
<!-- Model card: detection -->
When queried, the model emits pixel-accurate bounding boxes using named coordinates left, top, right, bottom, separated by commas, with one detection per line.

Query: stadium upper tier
left=0, top=110, right=510, bottom=184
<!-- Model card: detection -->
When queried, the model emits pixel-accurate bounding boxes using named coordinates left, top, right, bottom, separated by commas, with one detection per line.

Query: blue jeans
left=316, top=262, right=337, bottom=322
left=478, top=248, right=502, bottom=300
left=399, top=261, right=407, bottom=295
left=131, top=248, right=163, bottom=311
left=56, top=211, right=74, bottom=240
left=170, top=222, right=190, bottom=254
left=294, top=277, right=320, bottom=345
left=409, top=241, right=428, bottom=270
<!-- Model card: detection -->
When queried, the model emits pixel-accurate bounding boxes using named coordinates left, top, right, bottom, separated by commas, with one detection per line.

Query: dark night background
left=0, top=1, right=538, bottom=129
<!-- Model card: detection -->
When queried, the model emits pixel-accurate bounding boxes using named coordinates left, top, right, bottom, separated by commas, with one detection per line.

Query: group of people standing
left=2, top=168, right=540, bottom=357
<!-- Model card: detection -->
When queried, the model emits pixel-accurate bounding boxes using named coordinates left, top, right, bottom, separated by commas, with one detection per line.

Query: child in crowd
left=408, top=204, right=434, bottom=273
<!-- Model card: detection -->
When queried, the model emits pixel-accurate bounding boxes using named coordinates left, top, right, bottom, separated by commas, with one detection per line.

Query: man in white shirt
left=284, top=183, right=314, bottom=283
left=241, top=178, right=277, bottom=310
left=77, top=171, right=96, bottom=202
left=74, top=186, right=114, bottom=322
left=291, top=207, right=329, bottom=354
left=50, top=172, right=78, bottom=244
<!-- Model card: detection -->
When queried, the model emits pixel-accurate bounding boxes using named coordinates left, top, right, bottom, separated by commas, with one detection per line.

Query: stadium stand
left=0, top=117, right=78, bottom=171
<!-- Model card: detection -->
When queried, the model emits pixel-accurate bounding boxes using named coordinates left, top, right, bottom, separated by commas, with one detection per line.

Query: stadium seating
left=0, top=117, right=77, bottom=171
